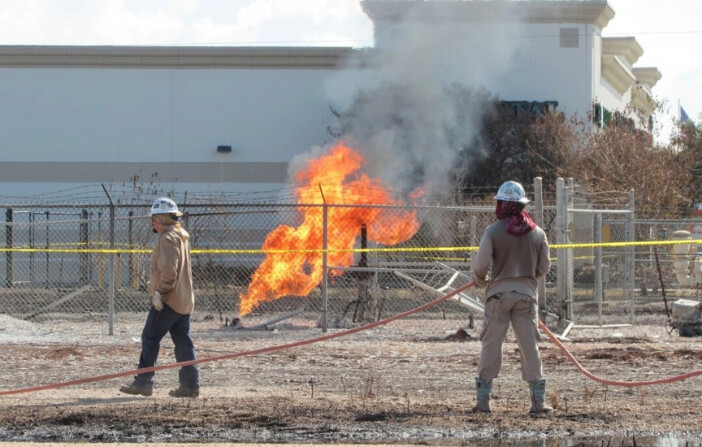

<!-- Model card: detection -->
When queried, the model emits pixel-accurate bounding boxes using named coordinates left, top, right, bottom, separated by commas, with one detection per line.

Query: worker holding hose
left=119, top=197, right=200, bottom=398
left=471, top=181, right=552, bottom=414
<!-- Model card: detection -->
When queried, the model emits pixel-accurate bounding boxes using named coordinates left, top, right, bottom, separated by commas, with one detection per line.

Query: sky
left=1, top=0, right=700, bottom=141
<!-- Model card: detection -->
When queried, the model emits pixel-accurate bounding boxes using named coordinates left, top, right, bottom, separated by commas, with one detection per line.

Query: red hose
left=1, top=281, right=699, bottom=397
left=0, top=282, right=475, bottom=397
left=539, top=320, right=702, bottom=386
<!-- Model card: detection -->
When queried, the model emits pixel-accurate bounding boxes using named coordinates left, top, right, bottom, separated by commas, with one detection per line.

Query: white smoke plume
left=322, top=1, right=527, bottom=198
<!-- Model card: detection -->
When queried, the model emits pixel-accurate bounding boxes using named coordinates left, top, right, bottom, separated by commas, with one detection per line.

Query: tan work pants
left=477, top=291, right=543, bottom=383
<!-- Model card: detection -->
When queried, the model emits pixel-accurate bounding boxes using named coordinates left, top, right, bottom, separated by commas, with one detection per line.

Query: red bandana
left=495, top=200, right=536, bottom=236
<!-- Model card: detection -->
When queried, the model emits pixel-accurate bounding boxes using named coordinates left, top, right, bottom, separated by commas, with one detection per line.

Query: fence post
left=555, top=179, right=573, bottom=320
left=5, top=208, right=12, bottom=288
left=129, top=211, right=139, bottom=289
left=29, top=211, right=35, bottom=283
left=533, top=177, right=546, bottom=315
left=556, top=179, right=564, bottom=318
left=80, top=209, right=89, bottom=284
left=109, top=204, right=115, bottom=335
left=321, top=203, right=328, bottom=332
left=566, top=178, right=574, bottom=321
left=594, top=212, right=603, bottom=325
left=628, top=189, right=636, bottom=324
left=45, top=211, right=50, bottom=287
left=98, top=211, right=104, bottom=289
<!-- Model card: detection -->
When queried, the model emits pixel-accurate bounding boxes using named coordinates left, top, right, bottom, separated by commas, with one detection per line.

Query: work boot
left=471, top=377, right=492, bottom=413
left=169, top=387, right=199, bottom=398
left=529, top=379, right=554, bottom=414
left=119, top=381, right=153, bottom=397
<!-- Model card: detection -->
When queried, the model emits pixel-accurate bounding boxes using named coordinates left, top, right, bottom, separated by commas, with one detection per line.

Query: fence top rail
left=636, top=218, right=702, bottom=224
left=569, top=208, right=632, bottom=214
left=1, top=202, right=485, bottom=209
left=1, top=202, right=546, bottom=212
left=1, top=214, right=147, bottom=228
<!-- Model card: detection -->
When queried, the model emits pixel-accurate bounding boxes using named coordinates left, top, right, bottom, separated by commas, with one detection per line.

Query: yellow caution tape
left=0, top=238, right=700, bottom=255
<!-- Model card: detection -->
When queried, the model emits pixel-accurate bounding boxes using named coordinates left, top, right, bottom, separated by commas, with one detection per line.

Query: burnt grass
left=0, top=321, right=700, bottom=444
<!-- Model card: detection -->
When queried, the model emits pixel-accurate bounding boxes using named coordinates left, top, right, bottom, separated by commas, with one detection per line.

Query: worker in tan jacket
left=471, top=181, right=552, bottom=414
left=120, top=197, right=200, bottom=398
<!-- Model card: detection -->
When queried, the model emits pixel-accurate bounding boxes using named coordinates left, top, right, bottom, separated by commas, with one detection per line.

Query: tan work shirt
left=471, top=220, right=550, bottom=299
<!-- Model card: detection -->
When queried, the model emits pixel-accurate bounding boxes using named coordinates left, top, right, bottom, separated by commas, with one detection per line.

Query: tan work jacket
left=149, top=227, right=195, bottom=315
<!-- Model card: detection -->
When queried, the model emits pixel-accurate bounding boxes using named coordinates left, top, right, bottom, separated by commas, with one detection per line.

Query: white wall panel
left=0, top=67, right=336, bottom=164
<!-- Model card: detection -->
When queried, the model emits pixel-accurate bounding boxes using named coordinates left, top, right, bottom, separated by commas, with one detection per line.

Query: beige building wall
left=0, top=47, right=351, bottom=198
left=0, top=1, right=662, bottom=200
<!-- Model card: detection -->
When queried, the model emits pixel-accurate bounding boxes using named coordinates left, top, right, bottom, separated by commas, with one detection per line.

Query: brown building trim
left=0, top=46, right=354, bottom=69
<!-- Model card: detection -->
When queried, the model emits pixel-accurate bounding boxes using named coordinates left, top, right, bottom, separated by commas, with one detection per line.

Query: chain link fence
left=553, top=183, right=638, bottom=328
left=0, top=202, right=493, bottom=337
left=633, top=218, right=702, bottom=325
left=1, top=179, right=696, bottom=341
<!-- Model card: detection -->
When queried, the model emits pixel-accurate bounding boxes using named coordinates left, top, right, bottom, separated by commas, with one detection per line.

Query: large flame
left=239, top=142, right=422, bottom=315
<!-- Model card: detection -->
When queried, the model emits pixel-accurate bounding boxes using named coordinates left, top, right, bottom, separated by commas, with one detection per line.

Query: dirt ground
left=0, top=314, right=700, bottom=445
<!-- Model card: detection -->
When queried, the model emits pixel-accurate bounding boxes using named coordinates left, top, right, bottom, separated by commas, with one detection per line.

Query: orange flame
left=239, top=142, right=422, bottom=315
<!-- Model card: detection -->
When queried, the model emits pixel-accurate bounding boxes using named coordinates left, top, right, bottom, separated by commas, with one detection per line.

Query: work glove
left=474, top=274, right=490, bottom=289
left=152, top=291, right=164, bottom=311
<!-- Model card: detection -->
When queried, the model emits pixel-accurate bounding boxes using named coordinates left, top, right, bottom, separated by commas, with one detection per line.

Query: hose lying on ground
left=0, top=282, right=475, bottom=397
left=538, top=320, right=702, bottom=386
left=1, top=280, right=700, bottom=397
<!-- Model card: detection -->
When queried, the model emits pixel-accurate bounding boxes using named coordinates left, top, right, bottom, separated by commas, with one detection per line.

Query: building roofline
left=632, top=67, right=662, bottom=88
left=361, top=0, right=615, bottom=29
left=602, top=37, right=644, bottom=66
left=601, top=54, right=636, bottom=95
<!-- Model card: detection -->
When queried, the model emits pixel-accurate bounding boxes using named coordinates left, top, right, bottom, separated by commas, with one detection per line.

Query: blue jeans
left=133, top=305, right=199, bottom=389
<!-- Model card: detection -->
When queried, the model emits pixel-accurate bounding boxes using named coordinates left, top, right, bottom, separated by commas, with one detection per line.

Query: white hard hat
left=494, top=181, right=530, bottom=204
left=150, top=197, right=183, bottom=216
